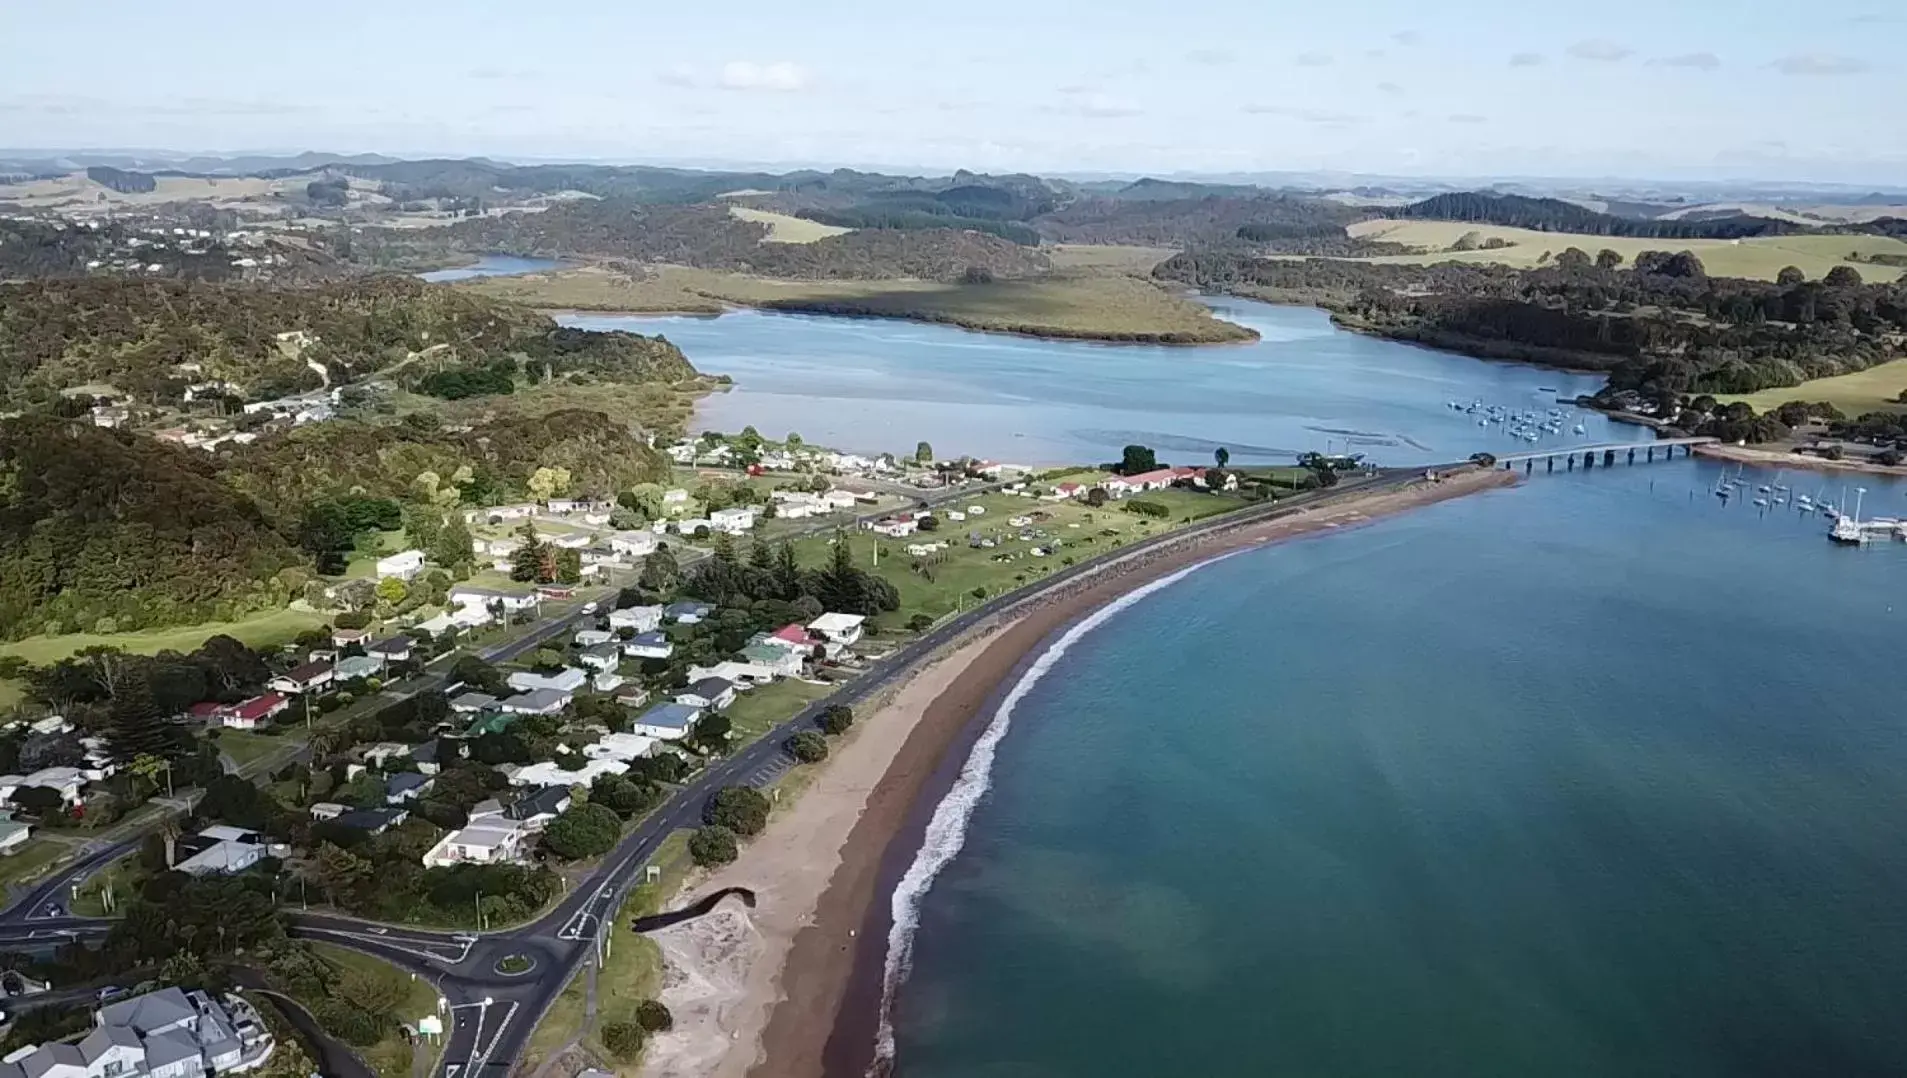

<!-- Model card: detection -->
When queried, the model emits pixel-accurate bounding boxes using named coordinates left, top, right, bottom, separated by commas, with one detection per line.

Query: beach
left=636, top=468, right=1516, bottom=1078
left=1695, top=442, right=1907, bottom=478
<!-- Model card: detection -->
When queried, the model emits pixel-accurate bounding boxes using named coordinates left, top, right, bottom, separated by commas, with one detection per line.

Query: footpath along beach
left=633, top=467, right=1516, bottom=1078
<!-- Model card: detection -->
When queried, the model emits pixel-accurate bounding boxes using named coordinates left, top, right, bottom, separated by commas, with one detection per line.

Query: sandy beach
left=1695, top=442, right=1907, bottom=479
left=637, top=468, right=1516, bottom=1078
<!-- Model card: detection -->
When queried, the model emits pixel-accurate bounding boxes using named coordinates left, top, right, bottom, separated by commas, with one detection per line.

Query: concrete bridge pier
left=1567, top=455, right=1575, bottom=470
left=1525, top=459, right=1533, bottom=474
left=1605, top=449, right=1617, bottom=467
left=1547, top=456, right=1554, bottom=473
left=1628, top=448, right=1636, bottom=464
left=1584, top=451, right=1595, bottom=469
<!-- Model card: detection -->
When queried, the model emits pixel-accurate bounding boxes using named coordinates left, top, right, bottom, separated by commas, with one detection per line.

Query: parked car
left=96, top=986, right=127, bottom=1002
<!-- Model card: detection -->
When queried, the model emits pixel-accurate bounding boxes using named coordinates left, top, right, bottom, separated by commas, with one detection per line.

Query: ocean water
left=416, top=254, right=563, bottom=282
left=561, top=299, right=1645, bottom=468
left=889, top=462, right=1907, bottom=1077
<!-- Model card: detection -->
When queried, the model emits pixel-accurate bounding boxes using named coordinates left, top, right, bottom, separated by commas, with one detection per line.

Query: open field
left=1720, top=358, right=1907, bottom=416
left=726, top=207, right=852, bottom=243
left=215, top=728, right=302, bottom=771
left=725, top=678, right=836, bottom=743
left=1044, top=243, right=1179, bottom=273
left=307, top=944, right=444, bottom=1078
left=389, top=376, right=704, bottom=437
left=0, top=608, right=327, bottom=667
left=461, top=265, right=1254, bottom=343
left=0, top=172, right=285, bottom=212
left=1337, top=219, right=1907, bottom=282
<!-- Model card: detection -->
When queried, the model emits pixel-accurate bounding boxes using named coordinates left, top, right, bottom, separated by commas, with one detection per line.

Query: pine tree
left=107, top=672, right=181, bottom=764
left=509, top=522, right=545, bottom=583
left=772, top=541, right=801, bottom=600
left=432, top=515, right=474, bottom=569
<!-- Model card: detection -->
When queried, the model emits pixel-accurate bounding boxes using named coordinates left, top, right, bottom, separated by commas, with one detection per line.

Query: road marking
left=313, top=928, right=472, bottom=965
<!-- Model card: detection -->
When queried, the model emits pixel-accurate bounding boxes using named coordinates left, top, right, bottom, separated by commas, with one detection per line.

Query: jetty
left=1494, top=437, right=1717, bottom=474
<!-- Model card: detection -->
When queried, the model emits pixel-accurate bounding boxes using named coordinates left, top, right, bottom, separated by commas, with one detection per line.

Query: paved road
left=0, top=471, right=1424, bottom=1077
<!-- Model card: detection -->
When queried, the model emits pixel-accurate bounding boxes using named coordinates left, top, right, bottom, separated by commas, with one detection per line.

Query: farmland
left=1720, top=359, right=1907, bottom=417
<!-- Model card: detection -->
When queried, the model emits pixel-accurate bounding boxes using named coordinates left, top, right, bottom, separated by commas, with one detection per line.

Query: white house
left=375, top=550, right=426, bottom=581
left=609, top=531, right=659, bottom=558
left=0, top=819, right=32, bottom=856
left=673, top=517, right=714, bottom=536
left=674, top=677, right=737, bottom=711
left=809, top=613, right=866, bottom=649
left=508, top=668, right=589, bottom=694
left=622, top=632, right=674, bottom=660
left=709, top=507, right=758, bottom=534
left=4, top=986, right=278, bottom=1078
left=688, top=661, right=780, bottom=686
left=505, top=759, right=627, bottom=788
left=365, top=636, right=415, bottom=663
left=631, top=703, right=701, bottom=740
left=662, top=488, right=691, bottom=507
left=583, top=732, right=658, bottom=763
left=608, top=605, right=663, bottom=633
left=465, top=503, right=538, bottom=524
left=576, top=644, right=622, bottom=673
left=174, top=826, right=267, bottom=877
left=449, top=586, right=539, bottom=613
left=499, top=688, right=571, bottom=715
left=868, top=517, right=918, bottom=538
left=422, top=817, right=528, bottom=867
left=363, top=742, right=411, bottom=768
left=538, top=530, right=592, bottom=550
left=268, top=661, right=334, bottom=696
left=574, top=628, right=614, bottom=647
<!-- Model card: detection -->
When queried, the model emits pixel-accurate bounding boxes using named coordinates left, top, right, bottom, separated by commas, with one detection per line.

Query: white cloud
left=1242, top=104, right=1368, bottom=125
left=1770, top=52, right=1868, bottom=76
left=1651, top=52, right=1721, bottom=70
left=1376, top=81, right=1404, bottom=96
left=1448, top=113, right=1488, bottom=124
left=658, top=64, right=698, bottom=88
left=1184, top=48, right=1235, bottom=66
left=1294, top=52, right=1334, bottom=67
left=1392, top=30, right=1422, bottom=46
left=1567, top=39, right=1633, bottom=62
left=719, top=61, right=810, bottom=92
left=1508, top=52, right=1545, bottom=67
left=1047, top=92, right=1142, bottom=119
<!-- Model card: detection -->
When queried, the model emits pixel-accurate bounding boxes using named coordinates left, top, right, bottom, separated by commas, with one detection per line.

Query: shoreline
left=1695, top=442, right=1907, bottom=478
left=633, top=469, right=1516, bottom=1078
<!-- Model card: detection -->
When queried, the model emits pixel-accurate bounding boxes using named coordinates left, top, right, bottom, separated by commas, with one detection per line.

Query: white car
left=581, top=602, right=598, bottom=614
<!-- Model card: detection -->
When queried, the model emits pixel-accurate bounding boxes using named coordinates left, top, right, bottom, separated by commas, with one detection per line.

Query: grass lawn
left=727, top=206, right=852, bottom=243
left=1334, top=220, right=1907, bottom=283
left=521, top=831, right=690, bottom=1075
left=307, top=943, right=444, bottom=1078
left=213, top=728, right=304, bottom=773
left=71, top=853, right=148, bottom=917
left=0, top=608, right=327, bottom=667
left=0, top=679, right=23, bottom=712
left=788, top=487, right=1247, bottom=629
left=1045, top=244, right=1180, bottom=273
left=1720, top=359, right=1907, bottom=417
left=724, top=679, right=835, bottom=743
left=0, top=839, right=72, bottom=890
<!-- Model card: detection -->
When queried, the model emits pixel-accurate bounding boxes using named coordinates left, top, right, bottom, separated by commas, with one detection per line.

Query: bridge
left=1491, top=437, right=1717, bottom=474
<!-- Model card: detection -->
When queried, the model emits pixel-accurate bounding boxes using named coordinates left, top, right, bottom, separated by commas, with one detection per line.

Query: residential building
left=173, top=826, right=266, bottom=877
left=574, top=628, right=614, bottom=647
left=664, top=601, right=715, bottom=624
left=609, top=605, right=663, bottom=633
left=421, top=817, right=527, bottom=868
left=809, top=612, right=866, bottom=648
left=448, top=585, right=539, bottom=613
left=0, top=767, right=87, bottom=807
left=499, top=689, right=570, bottom=716
left=502, top=786, right=572, bottom=830
left=411, top=739, right=456, bottom=775
left=739, top=643, right=805, bottom=678
left=674, top=677, right=737, bottom=711
left=0, top=819, right=33, bottom=855
left=576, top=644, right=622, bottom=673
left=363, top=743, right=411, bottom=768
left=709, top=507, right=757, bottom=534
left=622, top=632, right=674, bottom=660
left=508, top=668, right=589, bottom=694
left=461, top=711, right=520, bottom=738
left=308, top=803, right=346, bottom=821
left=661, top=488, right=690, bottom=507
left=0, top=987, right=274, bottom=1078
left=188, top=693, right=289, bottom=730
left=613, top=685, right=652, bottom=709
left=330, top=627, right=373, bottom=648
left=385, top=773, right=433, bottom=804
left=463, top=503, right=537, bottom=524
left=591, top=671, right=627, bottom=693
left=504, top=759, right=627, bottom=788
left=329, top=807, right=407, bottom=834
left=333, top=655, right=382, bottom=682
left=448, top=692, right=498, bottom=714
left=537, top=531, right=592, bottom=550
left=375, top=550, right=426, bottom=581
left=268, top=661, right=333, bottom=696
left=767, top=624, right=820, bottom=653
left=867, top=517, right=918, bottom=538
left=583, top=733, right=657, bottom=763
left=365, top=636, right=415, bottom=663
left=632, top=702, right=701, bottom=740
left=688, top=660, right=780, bottom=686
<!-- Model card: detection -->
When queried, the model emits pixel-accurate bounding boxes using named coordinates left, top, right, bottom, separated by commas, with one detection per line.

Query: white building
left=421, top=816, right=528, bottom=868
left=374, top=550, right=426, bottom=580
left=449, top=586, right=539, bottom=613
left=609, top=531, right=659, bottom=558
left=608, top=605, right=663, bottom=633
left=174, top=826, right=267, bottom=877
left=809, top=613, right=867, bottom=648
left=507, top=668, right=589, bottom=694
left=583, top=732, right=658, bottom=763
left=709, top=507, right=758, bottom=534
left=0, top=987, right=274, bottom=1078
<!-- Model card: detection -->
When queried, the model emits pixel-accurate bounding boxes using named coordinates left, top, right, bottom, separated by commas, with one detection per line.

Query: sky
left=2, top=0, right=1902, bottom=185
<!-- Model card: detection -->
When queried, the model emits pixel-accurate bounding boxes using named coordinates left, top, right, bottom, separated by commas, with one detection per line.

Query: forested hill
left=217, top=409, right=672, bottom=520
left=1399, top=192, right=1799, bottom=239
left=448, top=201, right=1049, bottom=280
left=0, top=277, right=694, bottom=409
left=1031, top=194, right=1367, bottom=248
left=0, top=417, right=304, bottom=638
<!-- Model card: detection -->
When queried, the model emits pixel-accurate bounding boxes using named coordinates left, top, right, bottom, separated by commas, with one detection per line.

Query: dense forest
left=1159, top=249, right=1907, bottom=396
left=0, top=276, right=694, bottom=409
left=1398, top=192, right=1799, bottom=239
left=447, top=200, right=1049, bottom=280
left=1031, top=194, right=1367, bottom=247
left=83, top=165, right=156, bottom=194
left=0, top=418, right=305, bottom=638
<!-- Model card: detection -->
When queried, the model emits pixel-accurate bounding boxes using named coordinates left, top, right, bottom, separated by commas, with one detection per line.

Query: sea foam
left=869, top=556, right=1227, bottom=1071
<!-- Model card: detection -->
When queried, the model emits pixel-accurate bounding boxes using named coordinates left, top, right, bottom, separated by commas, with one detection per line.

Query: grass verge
left=725, top=679, right=836, bottom=743
left=305, top=943, right=444, bottom=1078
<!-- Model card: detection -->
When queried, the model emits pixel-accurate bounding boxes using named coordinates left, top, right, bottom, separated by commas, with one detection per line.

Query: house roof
left=334, top=655, right=383, bottom=680
left=506, top=786, right=572, bottom=820
left=810, top=612, right=866, bottom=634
left=449, top=819, right=524, bottom=850
left=334, top=807, right=405, bottom=831
left=770, top=624, right=816, bottom=646
left=502, top=688, right=570, bottom=713
left=386, top=773, right=430, bottom=794
left=580, top=643, right=621, bottom=662
left=449, top=691, right=498, bottom=711
left=98, top=986, right=195, bottom=1035
left=684, top=677, right=736, bottom=699
left=187, top=701, right=225, bottom=719
left=665, top=601, right=715, bottom=617
left=412, top=739, right=444, bottom=764
left=636, top=703, right=700, bottom=731
left=141, top=1030, right=199, bottom=1070
left=463, top=711, right=519, bottom=737
left=78, top=1024, right=143, bottom=1060
left=740, top=643, right=793, bottom=664
left=367, top=635, right=413, bottom=654
left=627, top=631, right=670, bottom=649
left=175, top=839, right=260, bottom=875
left=199, top=825, right=258, bottom=843
left=283, top=660, right=333, bottom=682
left=230, top=692, right=287, bottom=721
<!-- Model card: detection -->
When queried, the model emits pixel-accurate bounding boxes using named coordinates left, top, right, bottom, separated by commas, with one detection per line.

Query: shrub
left=688, top=825, right=738, bottom=866
left=601, top=1021, right=645, bottom=1061
left=542, top=803, right=622, bottom=860
left=636, top=999, right=674, bottom=1033
left=906, top=613, right=934, bottom=632
left=787, top=731, right=829, bottom=764
left=703, top=786, right=769, bottom=836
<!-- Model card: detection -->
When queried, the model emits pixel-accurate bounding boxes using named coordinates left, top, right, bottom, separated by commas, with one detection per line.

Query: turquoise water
left=562, top=299, right=1644, bottom=468
left=417, top=255, right=562, bottom=282
left=892, top=462, right=1907, bottom=1077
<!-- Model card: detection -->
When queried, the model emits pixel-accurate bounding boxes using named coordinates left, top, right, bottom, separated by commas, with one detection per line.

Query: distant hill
left=1033, top=194, right=1365, bottom=247
left=449, top=200, right=1048, bottom=280
left=1399, top=192, right=1799, bottom=239
left=1106, top=178, right=1268, bottom=201
left=0, top=417, right=304, bottom=638
left=0, top=276, right=693, bottom=409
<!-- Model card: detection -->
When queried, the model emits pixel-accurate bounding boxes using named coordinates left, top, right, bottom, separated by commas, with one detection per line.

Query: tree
left=554, top=548, right=583, bottom=585
left=704, top=786, right=770, bottom=836
left=1119, top=445, right=1157, bottom=476
left=530, top=647, right=565, bottom=672
left=1554, top=247, right=1592, bottom=272
left=509, top=523, right=546, bottom=584
left=375, top=577, right=409, bottom=606
left=820, top=704, right=855, bottom=736
left=1823, top=265, right=1864, bottom=288
left=688, top=825, right=738, bottom=866
left=638, top=545, right=680, bottom=596
left=1213, top=446, right=1230, bottom=468
left=915, top=441, right=934, bottom=464
left=787, top=730, right=829, bottom=763
left=601, top=1022, right=645, bottom=1061
left=10, top=786, right=65, bottom=817
left=527, top=466, right=572, bottom=501
left=1595, top=249, right=1623, bottom=270
left=691, top=712, right=732, bottom=752
left=542, top=803, right=622, bottom=860
left=636, top=1000, right=674, bottom=1033
left=1776, top=265, right=1806, bottom=286
left=106, top=671, right=180, bottom=763
left=432, top=516, right=474, bottom=569
left=1085, top=487, right=1109, bottom=507
left=591, top=774, right=660, bottom=819
left=451, top=657, right=505, bottom=695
